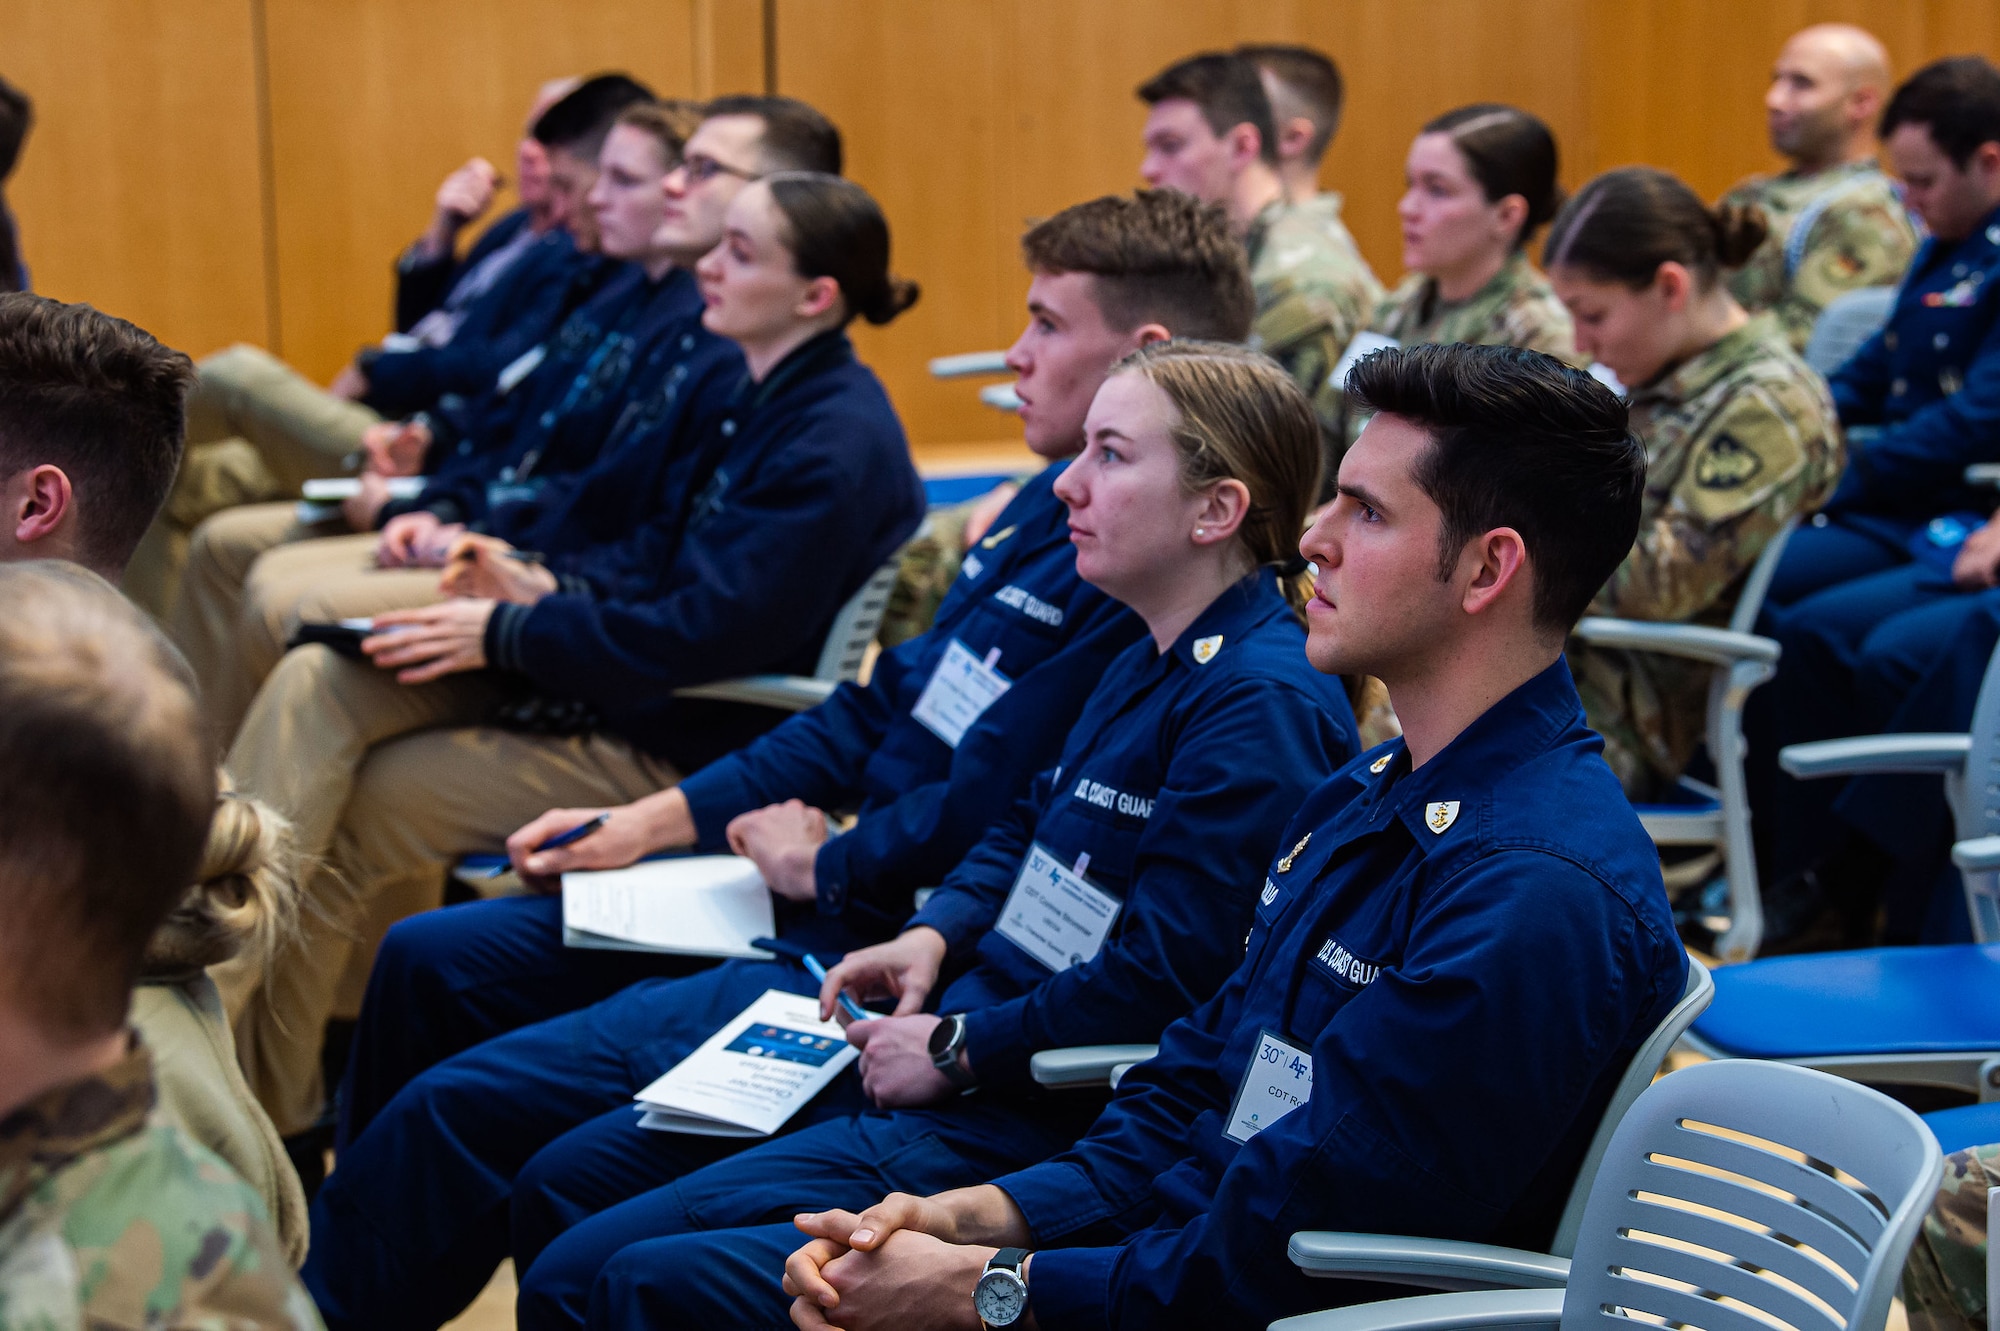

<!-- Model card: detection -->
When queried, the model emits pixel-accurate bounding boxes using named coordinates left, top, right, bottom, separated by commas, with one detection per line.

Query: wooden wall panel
left=0, top=0, right=269, bottom=359
left=261, top=0, right=704, bottom=382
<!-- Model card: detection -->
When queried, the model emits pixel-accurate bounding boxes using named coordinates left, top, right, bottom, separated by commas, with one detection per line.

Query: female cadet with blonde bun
left=1545, top=165, right=1844, bottom=799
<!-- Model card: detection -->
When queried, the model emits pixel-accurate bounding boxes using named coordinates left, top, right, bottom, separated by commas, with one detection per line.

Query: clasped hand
left=783, top=1192, right=1024, bottom=1331
left=362, top=600, right=496, bottom=684
left=725, top=799, right=831, bottom=902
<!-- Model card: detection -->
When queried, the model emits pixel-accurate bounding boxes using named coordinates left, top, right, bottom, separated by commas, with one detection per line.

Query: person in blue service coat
left=772, top=343, right=1687, bottom=1331
left=333, top=190, right=1259, bottom=1144
left=217, top=171, right=923, bottom=1149
left=298, top=342, right=1359, bottom=1331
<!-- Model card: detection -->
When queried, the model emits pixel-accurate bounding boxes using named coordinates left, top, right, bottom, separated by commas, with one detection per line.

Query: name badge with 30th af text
left=911, top=640, right=1012, bottom=749
left=1226, top=1029, right=1313, bottom=1143
left=995, top=842, right=1120, bottom=973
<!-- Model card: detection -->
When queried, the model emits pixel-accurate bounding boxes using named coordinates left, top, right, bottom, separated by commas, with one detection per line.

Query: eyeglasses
left=678, top=154, right=762, bottom=185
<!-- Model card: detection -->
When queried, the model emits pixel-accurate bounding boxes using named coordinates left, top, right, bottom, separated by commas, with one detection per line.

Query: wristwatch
left=974, top=1247, right=1030, bottom=1327
left=927, top=1012, right=977, bottom=1089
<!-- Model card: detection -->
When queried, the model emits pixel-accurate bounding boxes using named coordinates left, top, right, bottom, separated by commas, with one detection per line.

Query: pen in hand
left=802, top=953, right=869, bottom=1024
left=492, top=812, right=608, bottom=878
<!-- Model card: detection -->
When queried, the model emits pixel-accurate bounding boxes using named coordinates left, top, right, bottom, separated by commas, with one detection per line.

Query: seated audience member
left=219, top=172, right=925, bottom=1146
left=1138, top=51, right=1379, bottom=472
left=0, top=563, right=316, bottom=1330
left=1764, top=55, right=2000, bottom=611
left=1905, top=1143, right=2000, bottom=1331
left=133, top=782, right=308, bottom=1267
left=1544, top=167, right=1841, bottom=800
left=336, top=189, right=1251, bottom=1142
left=301, top=342, right=1360, bottom=1331
left=1238, top=43, right=1346, bottom=208
left=769, top=343, right=1682, bottom=1331
left=1720, top=25, right=1917, bottom=351
left=128, top=73, right=653, bottom=618
left=0, top=292, right=194, bottom=577
left=0, top=74, right=29, bottom=293
left=173, top=96, right=735, bottom=744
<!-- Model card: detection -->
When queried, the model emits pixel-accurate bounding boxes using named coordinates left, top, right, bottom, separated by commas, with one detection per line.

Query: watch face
left=974, top=1270, right=1028, bottom=1325
left=927, top=1015, right=958, bottom=1059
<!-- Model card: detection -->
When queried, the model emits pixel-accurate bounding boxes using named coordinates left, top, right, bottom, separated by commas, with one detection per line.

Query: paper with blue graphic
left=634, top=990, right=858, bottom=1137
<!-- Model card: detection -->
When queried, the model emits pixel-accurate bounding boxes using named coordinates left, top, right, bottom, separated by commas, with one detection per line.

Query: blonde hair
left=1112, top=340, right=1322, bottom=616
left=140, top=779, right=298, bottom=979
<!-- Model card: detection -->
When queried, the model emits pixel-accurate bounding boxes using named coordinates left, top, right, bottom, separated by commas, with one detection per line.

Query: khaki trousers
left=172, top=504, right=440, bottom=750
left=128, top=345, right=382, bottom=618
left=218, top=644, right=680, bottom=1134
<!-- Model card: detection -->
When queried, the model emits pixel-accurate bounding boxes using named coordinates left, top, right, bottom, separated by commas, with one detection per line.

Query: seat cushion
left=1923, top=1102, right=2000, bottom=1155
left=1693, top=944, right=2000, bottom=1057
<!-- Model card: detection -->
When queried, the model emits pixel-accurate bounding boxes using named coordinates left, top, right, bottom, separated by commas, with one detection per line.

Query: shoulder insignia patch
left=1192, top=635, right=1223, bottom=664
left=1695, top=433, right=1764, bottom=490
left=1425, top=801, right=1461, bottom=835
left=1276, top=832, right=1311, bottom=873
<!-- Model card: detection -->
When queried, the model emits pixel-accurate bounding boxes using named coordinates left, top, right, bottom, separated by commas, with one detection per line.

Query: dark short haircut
left=1881, top=56, right=2000, bottom=168
left=0, top=294, right=195, bottom=571
left=703, top=94, right=843, bottom=175
left=612, top=100, right=700, bottom=166
left=1021, top=191, right=1254, bottom=341
left=532, top=73, right=656, bottom=160
left=1238, top=44, right=1344, bottom=162
left=0, top=562, right=212, bottom=1038
left=1421, top=104, right=1564, bottom=249
left=1346, top=343, right=1644, bottom=634
left=1545, top=166, right=1768, bottom=290
left=0, top=74, right=31, bottom=180
left=765, top=173, right=918, bottom=326
left=1138, top=52, right=1278, bottom=165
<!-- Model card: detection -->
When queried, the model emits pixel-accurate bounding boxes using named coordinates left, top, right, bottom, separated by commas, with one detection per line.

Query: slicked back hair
left=1238, top=44, right=1345, bottom=163
left=703, top=94, right=843, bottom=175
left=532, top=72, right=656, bottom=160
left=1345, top=343, right=1644, bottom=634
left=1137, top=52, right=1278, bottom=165
left=1021, top=191, right=1254, bottom=342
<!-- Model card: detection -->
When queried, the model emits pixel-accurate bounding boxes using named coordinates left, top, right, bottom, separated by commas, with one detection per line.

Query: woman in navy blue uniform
left=300, top=341, right=1357, bottom=1331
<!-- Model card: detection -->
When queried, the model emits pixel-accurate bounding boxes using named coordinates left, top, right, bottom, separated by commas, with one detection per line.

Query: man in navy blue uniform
left=771, top=343, right=1687, bottom=1331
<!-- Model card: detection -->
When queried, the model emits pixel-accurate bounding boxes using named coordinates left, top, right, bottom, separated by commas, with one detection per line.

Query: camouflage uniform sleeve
left=1598, top=377, right=1841, bottom=622
left=1775, top=192, right=1921, bottom=352
left=1903, top=1142, right=2000, bottom=1331
left=1255, top=272, right=1371, bottom=451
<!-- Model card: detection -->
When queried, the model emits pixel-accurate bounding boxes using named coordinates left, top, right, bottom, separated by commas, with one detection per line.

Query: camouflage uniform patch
left=1245, top=194, right=1384, bottom=481
left=1720, top=161, right=1919, bottom=352
left=0, top=1039, right=322, bottom=1331
left=1570, top=314, right=1843, bottom=795
left=1904, top=1142, right=2000, bottom=1331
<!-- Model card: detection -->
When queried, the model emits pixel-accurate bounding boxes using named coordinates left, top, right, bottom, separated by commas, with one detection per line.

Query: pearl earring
left=1194, top=527, right=1206, bottom=539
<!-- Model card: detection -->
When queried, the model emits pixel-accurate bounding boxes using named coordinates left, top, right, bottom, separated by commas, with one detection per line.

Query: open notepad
left=634, top=989, right=858, bottom=1136
left=562, top=856, right=776, bottom=960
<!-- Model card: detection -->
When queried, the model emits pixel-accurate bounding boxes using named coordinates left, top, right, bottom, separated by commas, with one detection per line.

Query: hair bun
left=1711, top=201, right=1769, bottom=270
left=861, top=276, right=921, bottom=326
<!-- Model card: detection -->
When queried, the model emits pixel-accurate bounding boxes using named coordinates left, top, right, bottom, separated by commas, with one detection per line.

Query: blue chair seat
left=1694, top=944, right=2000, bottom=1056
left=922, top=471, right=1018, bottom=507
left=1924, top=1101, right=2000, bottom=1154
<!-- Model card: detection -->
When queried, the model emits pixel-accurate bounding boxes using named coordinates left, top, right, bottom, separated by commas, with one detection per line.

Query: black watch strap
left=990, top=1246, right=1028, bottom=1274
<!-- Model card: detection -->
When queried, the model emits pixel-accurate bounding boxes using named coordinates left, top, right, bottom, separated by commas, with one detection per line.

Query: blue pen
left=802, top=953, right=869, bottom=1023
left=490, top=812, right=609, bottom=878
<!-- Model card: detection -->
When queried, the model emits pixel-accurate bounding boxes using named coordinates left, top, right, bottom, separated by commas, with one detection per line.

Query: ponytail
left=1545, top=166, right=1768, bottom=290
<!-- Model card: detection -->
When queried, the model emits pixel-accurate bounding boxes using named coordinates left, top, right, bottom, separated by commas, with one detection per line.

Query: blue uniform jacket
left=1828, top=203, right=2000, bottom=521
left=401, top=264, right=701, bottom=529
left=907, top=572, right=1359, bottom=1089
left=997, top=658, right=1685, bottom=1331
left=394, top=206, right=532, bottom=331
left=366, top=219, right=584, bottom=419
left=675, top=464, right=1148, bottom=939
left=483, top=330, right=926, bottom=772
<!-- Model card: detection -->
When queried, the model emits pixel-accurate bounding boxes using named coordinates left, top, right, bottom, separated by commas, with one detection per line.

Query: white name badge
left=495, top=343, right=548, bottom=394
left=995, top=841, right=1120, bottom=973
left=1329, top=331, right=1400, bottom=390
left=911, top=639, right=1011, bottom=749
left=1225, top=1029, right=1313, bottom=1143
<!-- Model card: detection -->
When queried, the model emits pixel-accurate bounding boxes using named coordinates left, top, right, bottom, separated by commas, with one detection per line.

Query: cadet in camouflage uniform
left=1544, top=168, right=1844, bottom=797
left=1721, top=23, right=1918, bottom=352
left=1902, top=1143, right=2000, bottom=1331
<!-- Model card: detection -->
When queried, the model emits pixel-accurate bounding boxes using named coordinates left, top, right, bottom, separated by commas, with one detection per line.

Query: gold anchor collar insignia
left=980, top=524, right=1018, bottom=550
left=1425, top=801, right=1461, bottom=835
left=1192, top=634, right=1223, bottom=665
left=1369, top=753, right=1393, bottom=774
left=1276, top=832, right=1311, bottom=872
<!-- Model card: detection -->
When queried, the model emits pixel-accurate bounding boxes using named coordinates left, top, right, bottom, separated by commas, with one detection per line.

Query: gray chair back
left=1727, top=517, right=1798, bottom=635
left=1803, top=287, right=1896, bottom=379
left=1562, top=1059, right=1942, bottom=1331
left=813, top=556, right=902, bottom=684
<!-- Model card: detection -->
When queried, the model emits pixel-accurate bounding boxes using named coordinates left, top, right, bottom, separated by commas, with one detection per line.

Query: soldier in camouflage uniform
left=1720, top=24, right=1918, bottom=352
left=1902, top=1142, right=2000, bottom=1331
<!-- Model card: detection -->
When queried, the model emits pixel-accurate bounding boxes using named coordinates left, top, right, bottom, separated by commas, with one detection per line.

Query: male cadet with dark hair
left=1139, top=50, right=1380, bottom=478
left=779, top=344, right=1685, bottom=1331
left=1237, top=43, right=1345, bottom=206
left=0, top=292, right=195, bottom=578
left=128, top=73, right=652, bottom=618
left=0, top=562, right=318, bottom=1330
left=1719, top=24, right=1918, bottom=351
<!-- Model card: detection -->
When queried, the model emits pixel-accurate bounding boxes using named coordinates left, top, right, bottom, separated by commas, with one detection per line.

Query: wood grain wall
left=5, top=0, right=1996, bottom=450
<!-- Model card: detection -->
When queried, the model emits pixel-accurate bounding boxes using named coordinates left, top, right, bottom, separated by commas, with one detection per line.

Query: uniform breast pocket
left=1290, top=933, right=1391, bottom=1033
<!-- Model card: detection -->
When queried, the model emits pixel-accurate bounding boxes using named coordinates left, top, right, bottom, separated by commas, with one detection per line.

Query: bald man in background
left=1721, top=23, right=1920, bottom=351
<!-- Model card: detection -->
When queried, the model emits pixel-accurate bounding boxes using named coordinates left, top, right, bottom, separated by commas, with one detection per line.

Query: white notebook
left=300, top=476, right=427, bottom=501
left=561, top=856, right=776, bottom=960
left=634, top=989, right=858, bottom=1137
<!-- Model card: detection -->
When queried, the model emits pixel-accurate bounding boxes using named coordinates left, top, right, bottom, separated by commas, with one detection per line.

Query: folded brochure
left=562, top=855, right=775, bottom=959
left=634, top=989, right=857, bottom=1136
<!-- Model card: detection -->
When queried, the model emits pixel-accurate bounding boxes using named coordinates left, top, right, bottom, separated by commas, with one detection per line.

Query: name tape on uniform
left=911, top=640, right=1011, bottom=749
left=995, top=841, right=1120, bottom=973
left=1226, top=1029, right=1313, bottom=1143
left=496, top=343, right=548, bottom=394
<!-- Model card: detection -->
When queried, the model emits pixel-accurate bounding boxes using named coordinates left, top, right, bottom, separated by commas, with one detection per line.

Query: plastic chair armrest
left=673, top=676, right=836, bottom=712
left=1288, top=1234, right=1571, bottom=1291
left=1954, top=836, right=2000, bottom=872
left=1570, top=618, right=1778, bottom=668
left=1028, top=1044, right=1159, bottom=1089
left=929, top=351, right=1009, bottom=379
left=1777, top=734, right=1970, bottom=779
left=978, top=383, right=1022, bottom=412
left=1967, top=463, right=2000, bottom=486
left=1268, top=1287, right=1566, bottom=1331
